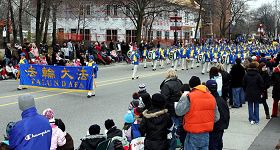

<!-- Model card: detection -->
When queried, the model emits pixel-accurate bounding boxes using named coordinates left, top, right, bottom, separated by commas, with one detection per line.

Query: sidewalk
left=223, top=99, right=273, bottom=150
left=248, top=117, right=280, bottom=150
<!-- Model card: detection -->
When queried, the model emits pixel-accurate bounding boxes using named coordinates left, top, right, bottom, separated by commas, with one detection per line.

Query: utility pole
left=275, top=0, right=278, bottom=40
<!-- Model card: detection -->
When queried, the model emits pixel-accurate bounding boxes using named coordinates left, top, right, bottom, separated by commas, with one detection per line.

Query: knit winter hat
left=18, top=94, right=35, bottom=111
left=124, top=111, right=134, bottom=123
left=139, top=84, right=146, bottom=92
left=89, top=124, right=101, bottom=135
left=206, top=80, right=218, bottom=93
left=151, top=93, right=166, bottom=108
left=105, top=119, right=115, bottom=130
left=189, top=76, right=201, bottom=88
left=42, top=108, right=55, bottom=122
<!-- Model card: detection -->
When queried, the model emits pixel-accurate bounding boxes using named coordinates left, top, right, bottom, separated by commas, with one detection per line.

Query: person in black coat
left=160, top=69, right=183, bottom=150
left=230, top=58, right=246, bottom=108
left=104, top=119, right=123, bottom=139
left=271, top=64, right=280, bottom=117
left=139, top=93, right=173, bottom=150
left=78, top=124, right=106, bottom=150
left=160, top=69, right=183, bottom=117
left=206, top=80, right=230, bottom=150
left=258, top=62, right=271, bottom=119
left=243, top=63, right=264, bottom=124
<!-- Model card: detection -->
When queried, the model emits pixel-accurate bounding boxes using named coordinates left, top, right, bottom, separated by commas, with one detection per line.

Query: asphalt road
left=0, top=62, right=273, bottom=149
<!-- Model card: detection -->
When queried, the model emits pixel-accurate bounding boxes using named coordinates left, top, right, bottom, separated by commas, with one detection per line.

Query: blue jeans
left=248, top=101, right=260, bottom=123
left=232, top=88, right=245, bottom=107
left=184, top=133, right=209, bottom=150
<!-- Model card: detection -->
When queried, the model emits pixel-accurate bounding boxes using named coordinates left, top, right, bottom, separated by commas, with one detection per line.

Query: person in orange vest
left=175, top=76, right=220, bottom=150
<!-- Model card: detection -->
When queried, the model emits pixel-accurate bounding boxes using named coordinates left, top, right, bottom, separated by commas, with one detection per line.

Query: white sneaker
left=250, top=121, right=255, bottom=125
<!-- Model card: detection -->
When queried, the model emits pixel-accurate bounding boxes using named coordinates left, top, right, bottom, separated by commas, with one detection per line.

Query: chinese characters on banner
left=20, top=64, right=94, bottom=90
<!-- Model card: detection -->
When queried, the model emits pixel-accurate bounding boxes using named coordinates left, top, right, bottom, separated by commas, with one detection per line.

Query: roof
left=169, top=0, right=200, bottom=10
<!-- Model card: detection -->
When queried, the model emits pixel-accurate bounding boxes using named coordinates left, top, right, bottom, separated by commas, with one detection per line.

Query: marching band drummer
left=17, top=53, right=29, bottom=90
left=131, top=50, right=140, bottom=80
left=87, top=55, right=98, bottom=98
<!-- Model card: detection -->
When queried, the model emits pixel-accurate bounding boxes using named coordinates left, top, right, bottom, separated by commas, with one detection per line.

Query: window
left=106, top=5, right=111, bottom=16
left=165, top=31, right=169, bottom=39
left=86, top=5, right=91, bottom=15
left=114, top=5, right=118, bottom=16
left=148, top=30, right=153, bottom=40
left=71, top=29, right=77, bottom=34
left=126, top=30, right=137, bottom=43
left=184, top=32, right=189, bottom=40
left=80, top=29, right=91, bottom=41
left=157, top=31, right=162, bottom=39
left=107, top=29, right=118, bottom=41
left=58, top=28, right=64, bottom=33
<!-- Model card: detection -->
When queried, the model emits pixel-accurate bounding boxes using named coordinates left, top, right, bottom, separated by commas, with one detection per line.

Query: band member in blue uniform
left=201, top=48, right=213, bottom=74
left=131, top=50, right=140, bottom=79
left=87, top=55, right=99, bottom=98
left=152, top=48, right=159, bottom=71
left=142, top=46, right=149, bottom=68
left=180, top=46, right=187, bottom=70
left=159, top=48, right=166, bottom=69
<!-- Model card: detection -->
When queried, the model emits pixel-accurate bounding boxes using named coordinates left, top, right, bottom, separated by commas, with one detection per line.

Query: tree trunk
left=39, top=0, right=48, bottom=43
left=6, top=3, right=10, bottom=43
left=136, top=14, right=144, bottom=45
left=19, top=0, right=24, bottom=45
left=148, top=14, right=156, bottom=42
left=35, top=0, right=42, bottom=46
left=52, top=4, right=57, bottom=46
left=194, top=0, right=202, bottom=42
left=43, top=5, right=50, bottom=44
left=8, top=0, right=17, bottom=44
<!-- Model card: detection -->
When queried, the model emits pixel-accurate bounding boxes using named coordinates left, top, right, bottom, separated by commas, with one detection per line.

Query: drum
left=148, top=51, right=153, bottom=60
left=169, top=51, right=174, bottom=60
left=127, top=51, right=132, bottom=58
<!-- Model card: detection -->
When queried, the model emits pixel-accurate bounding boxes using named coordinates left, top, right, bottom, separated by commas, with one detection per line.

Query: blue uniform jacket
left=131, top=53, right=140, bottom=65
left=9, top=107, right=52, bottom=150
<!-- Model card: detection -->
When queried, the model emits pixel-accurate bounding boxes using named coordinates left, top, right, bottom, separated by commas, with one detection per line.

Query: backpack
left=131, top=124, right=141, bottom=139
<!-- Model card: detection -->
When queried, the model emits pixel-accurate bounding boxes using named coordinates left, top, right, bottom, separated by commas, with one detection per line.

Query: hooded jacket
left=78, top=134, right=106, bottom=150
left=9, top=107, right=52, bottom=150
left=160, top=77, right=183, bottom=116
left=243, top=68, right=264, bottom=102
left=106, top=127, right=123, bottom=139
left=139, top=108, right=173, bottom=150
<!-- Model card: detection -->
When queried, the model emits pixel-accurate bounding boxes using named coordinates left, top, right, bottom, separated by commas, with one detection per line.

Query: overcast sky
left=247, top=0, right=274, bottom=10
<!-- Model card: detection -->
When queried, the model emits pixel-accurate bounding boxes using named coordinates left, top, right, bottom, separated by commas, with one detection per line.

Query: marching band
left=128, top=43, right=280, bottom=79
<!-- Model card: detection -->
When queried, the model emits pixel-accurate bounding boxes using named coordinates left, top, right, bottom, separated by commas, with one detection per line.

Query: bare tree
left=42, top=1, right=51, bottom=44
left=213, top=0, right=249, bottom=38
left=18, top=0, right=23, bottom=45
left=8, top=0, right=17, bottom=43
left=111, top=0, right=174, bottom=44
left=35, top=0, right=41, bottom=46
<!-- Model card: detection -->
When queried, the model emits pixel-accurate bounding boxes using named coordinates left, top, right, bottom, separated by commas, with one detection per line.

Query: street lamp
left=257, top=24, right=264, bottom=44
left=174, top=11, right=178, bottom=46
left=2, top=26, right=7, bottom=48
